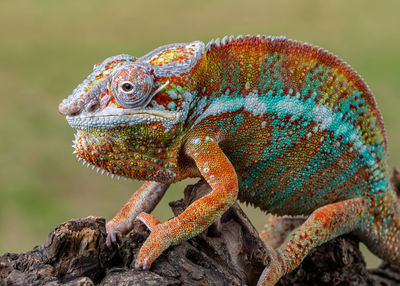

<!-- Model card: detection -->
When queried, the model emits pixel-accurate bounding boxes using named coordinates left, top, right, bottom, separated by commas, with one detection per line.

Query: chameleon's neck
left=185, top=37, right=268, bottom=128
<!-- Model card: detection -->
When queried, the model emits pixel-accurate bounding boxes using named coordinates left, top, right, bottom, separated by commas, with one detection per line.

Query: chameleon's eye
left=121, top=82, right=134, bottom=93
left=111, top=65, right=154, bottom=108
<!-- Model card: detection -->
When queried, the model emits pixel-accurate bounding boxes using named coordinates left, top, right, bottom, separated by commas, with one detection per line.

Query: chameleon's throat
left=72, top=129, right=180, bottom=182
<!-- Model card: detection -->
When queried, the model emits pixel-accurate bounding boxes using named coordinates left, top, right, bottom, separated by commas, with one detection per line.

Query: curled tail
left=357, top=185, right=400, bottom=264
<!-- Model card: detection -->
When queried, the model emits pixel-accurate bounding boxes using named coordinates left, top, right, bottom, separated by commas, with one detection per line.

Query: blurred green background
left=1, top=0, right=399, bottom=268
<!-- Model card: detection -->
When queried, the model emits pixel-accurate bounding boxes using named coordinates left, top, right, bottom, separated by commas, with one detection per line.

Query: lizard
left=58, top=35, right=400, bottom=285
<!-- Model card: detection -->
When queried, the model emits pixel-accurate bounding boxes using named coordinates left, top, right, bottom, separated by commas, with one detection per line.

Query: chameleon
left=58, top=35, right=400, bottom=285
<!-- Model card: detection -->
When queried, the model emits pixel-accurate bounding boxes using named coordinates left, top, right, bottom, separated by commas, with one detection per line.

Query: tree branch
left=1, top=170, right=400, bottom=285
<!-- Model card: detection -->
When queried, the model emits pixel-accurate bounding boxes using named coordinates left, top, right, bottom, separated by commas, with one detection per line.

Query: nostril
left=86, top=101, right=99, bottom=113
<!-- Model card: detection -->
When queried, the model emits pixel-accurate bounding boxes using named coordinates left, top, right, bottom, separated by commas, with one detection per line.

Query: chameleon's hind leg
left=357, top=192, right=400, bottom=264
left=258, top=198, right=366, bottom=286
left=260, top=214, right=305, bottom=249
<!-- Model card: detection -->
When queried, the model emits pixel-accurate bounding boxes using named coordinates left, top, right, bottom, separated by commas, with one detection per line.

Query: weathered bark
left=1, top=173, right=400, bottom=285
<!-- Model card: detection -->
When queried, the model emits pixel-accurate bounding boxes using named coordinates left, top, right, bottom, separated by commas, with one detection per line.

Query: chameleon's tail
left=357, top=187, right=400, bottom=264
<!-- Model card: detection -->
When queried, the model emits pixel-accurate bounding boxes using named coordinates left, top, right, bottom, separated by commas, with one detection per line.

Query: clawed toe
left=106, top=226, right=122, bottom=248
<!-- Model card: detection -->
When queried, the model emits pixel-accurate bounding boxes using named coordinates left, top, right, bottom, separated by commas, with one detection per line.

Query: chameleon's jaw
left=66, top=109, right=182, bottom=130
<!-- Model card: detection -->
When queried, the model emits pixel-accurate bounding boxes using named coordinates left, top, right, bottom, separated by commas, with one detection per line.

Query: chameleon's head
left=59, top=41, right=205, bottom=131
left=59, top=41, right=205, bottom=180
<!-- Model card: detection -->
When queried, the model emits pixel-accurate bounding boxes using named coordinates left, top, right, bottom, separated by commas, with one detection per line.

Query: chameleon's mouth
left=66, top=109, right=182, bottom=130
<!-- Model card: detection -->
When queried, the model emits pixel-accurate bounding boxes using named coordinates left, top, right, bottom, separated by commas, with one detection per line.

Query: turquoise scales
left=184, top=37, right=389, bottom=215
left=59, top=35, right=399, bottom=285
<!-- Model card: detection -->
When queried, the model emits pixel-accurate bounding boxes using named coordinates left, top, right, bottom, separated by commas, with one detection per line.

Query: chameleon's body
left=59, top=35, right=400, bottom=285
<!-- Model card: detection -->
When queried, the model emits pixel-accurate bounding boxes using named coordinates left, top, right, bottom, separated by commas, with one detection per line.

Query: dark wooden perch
left=2, top=169, right=400, bottom=285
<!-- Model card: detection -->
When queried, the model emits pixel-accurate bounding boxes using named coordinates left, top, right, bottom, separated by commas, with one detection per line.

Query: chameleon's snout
left=58, top=97, right=99, bottom=116
left=58, top=98, right=82, bottom=116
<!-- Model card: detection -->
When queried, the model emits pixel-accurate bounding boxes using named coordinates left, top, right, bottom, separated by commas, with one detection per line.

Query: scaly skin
left=59, top=35, right=400, bottom=285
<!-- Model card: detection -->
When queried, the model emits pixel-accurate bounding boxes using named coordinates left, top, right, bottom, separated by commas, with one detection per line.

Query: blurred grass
left=0, top=0, right=399, bottom=269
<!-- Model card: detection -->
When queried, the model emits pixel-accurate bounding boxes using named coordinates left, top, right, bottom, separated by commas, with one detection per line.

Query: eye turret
left=111, top=64, right=154, bottom=108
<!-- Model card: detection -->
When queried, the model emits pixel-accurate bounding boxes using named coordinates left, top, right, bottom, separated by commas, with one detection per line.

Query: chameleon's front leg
left=106, top=181, right=169, bottom=247
left=135, top=134, right=239, bottom=269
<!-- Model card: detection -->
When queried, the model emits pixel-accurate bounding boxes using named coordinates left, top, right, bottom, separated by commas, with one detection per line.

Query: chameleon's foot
left=105, top=221, right=125, bottom=248
left=134, top=213, right=172, bottom=270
